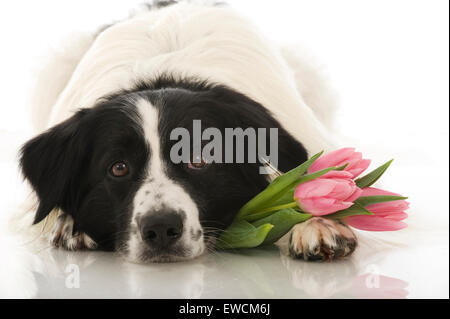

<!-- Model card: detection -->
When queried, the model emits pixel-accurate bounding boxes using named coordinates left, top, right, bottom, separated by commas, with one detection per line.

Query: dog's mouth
left=143, top=245, right=190, bottom=262
left=140, top=248, right=204, bottom=263
left=122, top=240, right=206, bottom=263
left=147, top=254, right=194, bottom=263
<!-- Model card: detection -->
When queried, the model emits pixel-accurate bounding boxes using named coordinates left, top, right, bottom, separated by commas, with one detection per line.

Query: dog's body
left=16, top=1, right=357, bottom=262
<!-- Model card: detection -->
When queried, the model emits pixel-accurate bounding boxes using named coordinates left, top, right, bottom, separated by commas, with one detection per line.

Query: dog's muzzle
left=138, top=210, right=184, bottom=251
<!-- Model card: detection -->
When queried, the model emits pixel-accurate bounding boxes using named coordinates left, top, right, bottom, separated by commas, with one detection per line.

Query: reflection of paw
left=288, top=217, right=357, bottom=261
left=280, top=253, right=356, bottom=297
left=50, top=214, right=97, bottom=251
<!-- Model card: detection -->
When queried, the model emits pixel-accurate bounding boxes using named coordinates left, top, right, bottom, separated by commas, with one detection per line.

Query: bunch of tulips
left=217, top=148, right=409, bottom=249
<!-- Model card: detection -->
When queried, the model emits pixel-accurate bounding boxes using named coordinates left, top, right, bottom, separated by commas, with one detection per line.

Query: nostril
left=167, top=227, right=181, bottom=239
left=146, top=230, right=157, bottom=241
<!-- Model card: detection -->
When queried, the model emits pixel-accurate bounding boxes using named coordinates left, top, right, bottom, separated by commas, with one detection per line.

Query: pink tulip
left=345, top=187, right=409, bottom=231
left=309, top=147, right=371, bottom=179
left=351, top=274, right=409, bottom=299
left=294, top=171, right=362, bottom=216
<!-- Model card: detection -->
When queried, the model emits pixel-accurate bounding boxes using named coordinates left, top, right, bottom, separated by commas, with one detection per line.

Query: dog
left=16, top=1, right=357, bottom=263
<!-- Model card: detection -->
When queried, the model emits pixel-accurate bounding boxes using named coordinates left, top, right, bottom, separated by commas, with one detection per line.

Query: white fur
left=44, top=3, right=334, bottom=152
left=279, top=44, right=339, bottom=129
left=50, top=213, right=97, bottom=250
left=28, top=32, right=95, bottom=132
left=125, top=98, right=204, bottom=262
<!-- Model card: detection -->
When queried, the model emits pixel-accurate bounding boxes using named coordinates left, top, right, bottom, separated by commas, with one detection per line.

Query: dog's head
left=20, top=78, right=307, bottom=262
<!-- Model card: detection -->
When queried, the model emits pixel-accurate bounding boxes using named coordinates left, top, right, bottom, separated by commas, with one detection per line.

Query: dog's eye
left=188, top=156, right=207, bottom=170
left=110, top=161, right=129, bottom=177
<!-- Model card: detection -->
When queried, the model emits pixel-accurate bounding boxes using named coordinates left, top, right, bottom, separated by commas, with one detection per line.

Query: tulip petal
left=328, top=180, right=356, bottom=200
left=299, top=198, right=353, bottom=216
left=359, top=187, right=410, bottom=216
left=377, top=211, right=408, bottom=221
left=308, top=148, right=371, bottom=179
left=361, top=187, right=402, bottom=197
left=346, top=187, right=363, bottom=203
left=345, top=215, right=407, bottom=231
left=321, top=170, right=354, bottom=179
left=294, top=180, right=335, bottom=199
left=308, top=147, right=356, bottom=173
left=336, top=152, right=362, bottom=169
left=346, top=159, right=371, bottom=178
left=366, top=201, right=410, bottom=214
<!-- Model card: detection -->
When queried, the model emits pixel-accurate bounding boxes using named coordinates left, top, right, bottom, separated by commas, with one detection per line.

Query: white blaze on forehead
left=134, top=98, right=199, bottom=213
left=125, top=98, right=204, bottom=262
left=136, top=99, right=164, bottom=184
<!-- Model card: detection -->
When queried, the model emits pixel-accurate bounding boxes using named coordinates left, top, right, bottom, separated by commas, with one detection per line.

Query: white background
left=0, top=1, right=448, bottom=298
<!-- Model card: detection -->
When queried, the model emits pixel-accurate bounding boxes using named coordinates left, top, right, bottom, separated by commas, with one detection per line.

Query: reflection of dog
left=123, top=260, right=207, bottom=298
left=16, top=1, right=357, bottom=262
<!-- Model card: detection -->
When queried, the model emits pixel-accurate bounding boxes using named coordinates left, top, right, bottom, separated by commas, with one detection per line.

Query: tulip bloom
left=309, top=147, right=371, bottom=179
left=345, top=187, right=409, bottom=231
left=294, top=171, right=362, bottom=216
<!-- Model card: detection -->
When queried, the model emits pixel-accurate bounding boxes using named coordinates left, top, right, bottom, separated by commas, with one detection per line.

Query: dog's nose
left=139, top=212, right=183, bottom=249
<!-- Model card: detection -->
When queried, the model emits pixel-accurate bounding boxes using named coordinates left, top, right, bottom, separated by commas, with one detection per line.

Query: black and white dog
left=17, top=1, right=357, bottom=263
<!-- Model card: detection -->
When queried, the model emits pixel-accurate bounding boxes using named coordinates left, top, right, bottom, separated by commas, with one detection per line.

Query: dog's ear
left=276, top=130, right=308, bottom=173
left=20, top=110, right=91, bottom=224
left=208, top=85, right=309, bottom=175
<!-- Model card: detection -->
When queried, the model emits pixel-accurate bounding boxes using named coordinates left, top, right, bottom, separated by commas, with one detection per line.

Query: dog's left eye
left=110, top=161, right=129, bottom=177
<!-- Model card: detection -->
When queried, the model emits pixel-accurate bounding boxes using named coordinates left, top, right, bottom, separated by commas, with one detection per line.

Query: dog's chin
left=121, top=242, right=206, bottom=264
left=146, top=254, right=197, bottom=263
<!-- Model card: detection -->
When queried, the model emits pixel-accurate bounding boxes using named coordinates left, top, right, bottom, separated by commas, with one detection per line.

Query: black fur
left=144, top=0, right=225, bottom=10
left=144, top=0, right=179, bottom=10
left=20, top=101, right=149, bottom=250
left=20, top=75, right=308, bottom=253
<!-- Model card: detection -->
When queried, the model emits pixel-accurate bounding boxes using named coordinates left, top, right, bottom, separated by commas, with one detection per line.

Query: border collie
left=16, top=1, right=357, bottom=263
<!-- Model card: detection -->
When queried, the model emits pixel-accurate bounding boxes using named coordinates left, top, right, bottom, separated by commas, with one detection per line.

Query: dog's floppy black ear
left=20, top=110, right=90, bottom=224
left=277, top=130, right=308, bottom=173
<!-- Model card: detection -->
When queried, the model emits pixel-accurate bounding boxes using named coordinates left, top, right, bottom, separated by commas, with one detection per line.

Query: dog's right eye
left=110, top=161, right=129, bottom=177
left=188, top=155, right=207, bottom=170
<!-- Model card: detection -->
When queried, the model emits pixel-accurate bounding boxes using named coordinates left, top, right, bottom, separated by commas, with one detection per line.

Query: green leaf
left=325, top=202, right=374, bottom=219
left=355, top=195, right=408, bottom=207
left=243, top=202, right=298, bottom=222
left=236, top=151, right=324, bottom=219
left=355, top=159, right=393, bottom=188
left=269, top=186, right=296, bottom=207
left=252, top=208, right=312, bottom=245
left=334, top=163, right=349, bottom=171
left=293, top=166, right=341, bottom=188
left=215, top=221, right=274, bottom=249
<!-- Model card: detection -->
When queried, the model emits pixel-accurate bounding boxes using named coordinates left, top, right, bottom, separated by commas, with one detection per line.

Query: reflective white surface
left=0, top=231, right=448, bottom=298
left=0, top=0, right=448, bottom=299
left=0, top=134, right=448, bottom=299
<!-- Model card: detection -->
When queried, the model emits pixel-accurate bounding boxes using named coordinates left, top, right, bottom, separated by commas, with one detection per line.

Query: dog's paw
left=288, top=217, right=357, bottom=262
left=50, top=214, right=97, bottom=251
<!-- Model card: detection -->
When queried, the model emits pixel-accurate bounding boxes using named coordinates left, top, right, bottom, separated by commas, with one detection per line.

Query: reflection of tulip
left=345, top=187, right=409, bottom=231
left=352, top=274, right=409, bottom=299
left=294, top=171, right=362, bottom=216
left=308, top=147, right=371, bottom=179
